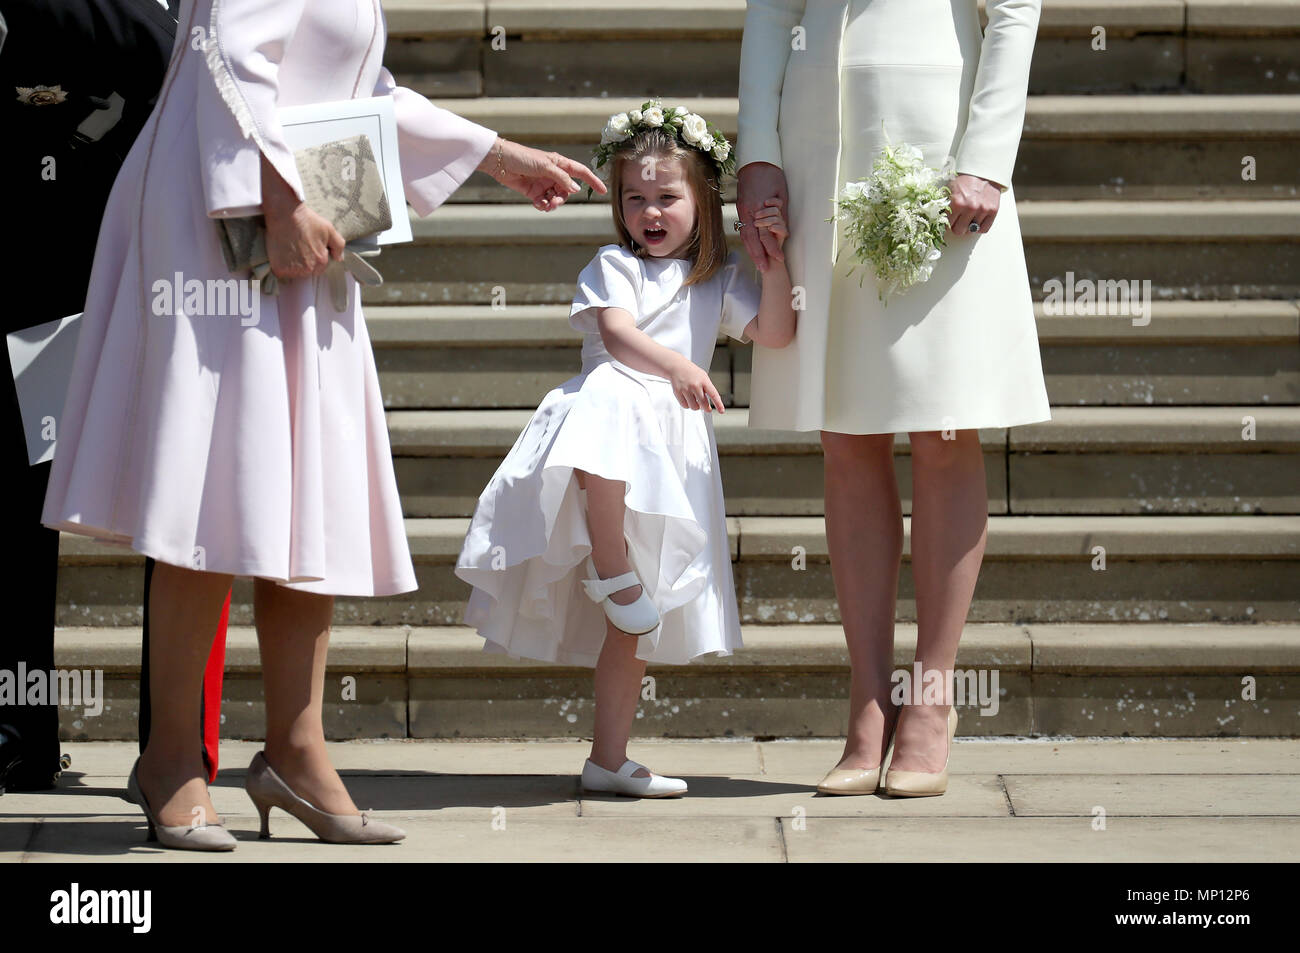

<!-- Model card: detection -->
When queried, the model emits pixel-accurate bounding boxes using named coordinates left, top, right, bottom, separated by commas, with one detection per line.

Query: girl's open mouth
left=643, top=225, right=667, bottom=245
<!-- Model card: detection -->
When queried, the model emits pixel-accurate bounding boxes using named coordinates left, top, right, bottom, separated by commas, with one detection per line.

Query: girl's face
left=620, top=156, right=697, bottom=260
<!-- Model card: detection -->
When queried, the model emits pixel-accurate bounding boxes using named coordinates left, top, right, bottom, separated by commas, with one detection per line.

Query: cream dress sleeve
left=736, top=0, right=807, bottom=170
left=952, top=0, right=1042, bottom=191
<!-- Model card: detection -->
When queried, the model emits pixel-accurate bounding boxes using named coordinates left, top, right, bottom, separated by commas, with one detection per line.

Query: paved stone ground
left=2, top=738, right=1297, bottom=862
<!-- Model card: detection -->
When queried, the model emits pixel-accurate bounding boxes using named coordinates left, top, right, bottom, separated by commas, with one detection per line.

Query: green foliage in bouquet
left=829, top=133, right=953, bottom=304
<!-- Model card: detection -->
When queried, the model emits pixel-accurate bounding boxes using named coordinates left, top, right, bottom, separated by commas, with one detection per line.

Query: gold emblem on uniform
left=16, top=84, right=69, bottom=106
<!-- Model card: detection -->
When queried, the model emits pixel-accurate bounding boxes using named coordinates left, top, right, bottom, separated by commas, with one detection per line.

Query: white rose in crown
left=601, top=113, right=633, bottom=144
left=642, top=105, right=665, bottom=127
left=680, top=113, right=709, bottom=146
left=711, top=139, right=731, bottom=163
left=628, top=109, right=643, bottom=124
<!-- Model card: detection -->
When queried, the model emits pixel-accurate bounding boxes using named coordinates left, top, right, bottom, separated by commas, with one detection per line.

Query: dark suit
left=0, top=0, right=227, bottom=790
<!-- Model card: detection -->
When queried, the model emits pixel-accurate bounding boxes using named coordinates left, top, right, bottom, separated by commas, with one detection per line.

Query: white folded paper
left=277, top=95, right=412, bottom=245
left=6, top=313, right=83, bottom=466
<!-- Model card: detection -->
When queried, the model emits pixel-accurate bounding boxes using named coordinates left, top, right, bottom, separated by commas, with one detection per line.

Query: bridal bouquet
left=829, top=135, right=953, bottom=304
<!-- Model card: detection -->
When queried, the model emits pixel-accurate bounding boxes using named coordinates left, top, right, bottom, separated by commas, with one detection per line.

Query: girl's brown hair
left=608, top=127, right=728, bottom=287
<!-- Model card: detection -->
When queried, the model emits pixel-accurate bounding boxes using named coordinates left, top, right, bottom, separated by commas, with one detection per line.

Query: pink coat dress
left=40, top=0, right=497, bottom=596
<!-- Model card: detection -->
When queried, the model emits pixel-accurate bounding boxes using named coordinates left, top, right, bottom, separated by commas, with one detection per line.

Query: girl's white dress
left=455, top=244, right=759, bottom=666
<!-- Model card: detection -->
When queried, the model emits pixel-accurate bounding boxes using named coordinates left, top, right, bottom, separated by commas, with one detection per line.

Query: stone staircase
left=54, top=0, right=1300, bottom=740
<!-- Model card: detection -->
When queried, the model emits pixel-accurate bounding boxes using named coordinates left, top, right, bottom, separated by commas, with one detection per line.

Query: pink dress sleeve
left=196, top=0, right=309, bottom=217
left=371, top=66, right=498, bottom=217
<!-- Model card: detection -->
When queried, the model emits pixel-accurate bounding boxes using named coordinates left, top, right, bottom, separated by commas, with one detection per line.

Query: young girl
left=455, top=103, right=796, bottom=797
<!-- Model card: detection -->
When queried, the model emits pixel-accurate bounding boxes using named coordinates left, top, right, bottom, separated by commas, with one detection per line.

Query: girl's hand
left=752, top=197, right=789, bottom=251
left=737, top=161, right=789, bottom=272
left=261, top=154, right=344, bottom=279
left=479, top=136, right=607, bottom=211
left=946, top=173, right=1001, bottom=236
left=669, top=356, right=726, bottom=414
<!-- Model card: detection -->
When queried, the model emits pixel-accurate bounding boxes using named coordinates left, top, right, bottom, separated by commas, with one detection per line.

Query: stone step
left=54, top=515, right=1300, bottom=627
left=380, top=0, right=1300, bottom=96
left=368, top=300, right=1300, bottom=408
left=382, top=406, right=1300, bottom=517
left=363, top=200, right=1300, bottom=303
left=51, top=621, right=1300, bottom=739
left=426, top=95, right=1300, bottom=202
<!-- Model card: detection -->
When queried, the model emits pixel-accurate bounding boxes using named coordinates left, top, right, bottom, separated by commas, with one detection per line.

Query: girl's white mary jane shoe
left=581, top=759, right=688, bottom=798
left=581, top=555, right=660, bottom=634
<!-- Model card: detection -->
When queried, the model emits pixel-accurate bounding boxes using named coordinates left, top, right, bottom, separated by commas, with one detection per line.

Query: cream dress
left=455, top=245, right=759, bottom=666
left=737, top=0, right=1052, bottom=434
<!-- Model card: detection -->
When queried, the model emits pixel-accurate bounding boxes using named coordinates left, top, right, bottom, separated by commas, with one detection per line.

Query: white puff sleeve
left=718, top=252, right=760, bottom=344
left=569, top=245, right=643, bottom=333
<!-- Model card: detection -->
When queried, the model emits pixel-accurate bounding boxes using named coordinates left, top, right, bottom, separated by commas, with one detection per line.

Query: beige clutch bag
left=216, top=134, right=394, bottom=310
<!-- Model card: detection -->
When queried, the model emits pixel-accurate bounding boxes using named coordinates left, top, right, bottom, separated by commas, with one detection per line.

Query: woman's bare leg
left=820, top=431, right=905, bottom=771
left=253, top=578, right=357, bottom=815
left=889, top=429, right=988, bottom=773
left=136, top=560, right=234, bottom=827
left=589, top=619, right=650, bottom=777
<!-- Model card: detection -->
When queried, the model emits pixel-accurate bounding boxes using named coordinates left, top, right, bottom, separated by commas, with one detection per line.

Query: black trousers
left=0, top=379, right=62, bottom=789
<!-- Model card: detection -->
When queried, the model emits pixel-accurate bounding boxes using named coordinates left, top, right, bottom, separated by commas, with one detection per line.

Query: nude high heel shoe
left=816, top=705, right=900, bottom=796
left=244, top=751, right=405, bottom=844
left=126, top=759, right=237, bottom=851
left=883, top=707, right=959, bottom=797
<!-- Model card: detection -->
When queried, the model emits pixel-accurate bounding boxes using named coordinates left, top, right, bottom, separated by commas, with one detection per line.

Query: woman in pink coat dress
left=41, top=0, right=604, bottom=850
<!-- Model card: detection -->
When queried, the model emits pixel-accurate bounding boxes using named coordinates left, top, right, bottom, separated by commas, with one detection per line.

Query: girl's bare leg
left=254, top=578, right=358, bottom=814
left=589, top=619, right=650, bottom=777
left=577, top=468, right=651, bottom=777
left=575, top=469, right=641, bottom=605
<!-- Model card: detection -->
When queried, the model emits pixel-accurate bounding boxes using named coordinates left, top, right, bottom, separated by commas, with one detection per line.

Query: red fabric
left=201, top=590, right=230, bottom=782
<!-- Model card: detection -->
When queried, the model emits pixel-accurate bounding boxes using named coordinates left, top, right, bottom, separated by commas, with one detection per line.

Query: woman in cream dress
left=736, top=0, right=1050, bottom=794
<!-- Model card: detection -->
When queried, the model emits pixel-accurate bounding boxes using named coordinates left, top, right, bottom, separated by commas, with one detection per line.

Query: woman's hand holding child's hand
left=752, top=198, right=789, bottom=250
left=669, top=356, right=726, bottom=414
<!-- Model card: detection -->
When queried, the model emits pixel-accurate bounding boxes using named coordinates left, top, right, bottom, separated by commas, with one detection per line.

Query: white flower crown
left=592, top=99, right=736, bottom=184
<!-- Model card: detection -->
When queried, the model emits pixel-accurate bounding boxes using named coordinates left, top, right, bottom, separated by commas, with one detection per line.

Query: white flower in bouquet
left=828, top=128, right=953, bottom=304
